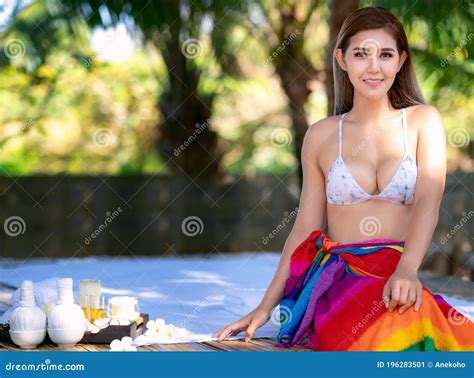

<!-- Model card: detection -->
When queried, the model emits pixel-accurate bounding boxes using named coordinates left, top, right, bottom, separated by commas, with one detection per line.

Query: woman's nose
left=366, top=56, right=380, bottom=73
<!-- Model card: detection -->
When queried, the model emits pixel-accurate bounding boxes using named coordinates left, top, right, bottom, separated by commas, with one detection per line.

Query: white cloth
left=0, top=254, right=472, bottom=345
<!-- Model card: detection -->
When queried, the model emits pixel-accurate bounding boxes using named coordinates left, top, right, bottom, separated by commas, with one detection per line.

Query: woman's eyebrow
left=352, top=47, right=396, bottom=52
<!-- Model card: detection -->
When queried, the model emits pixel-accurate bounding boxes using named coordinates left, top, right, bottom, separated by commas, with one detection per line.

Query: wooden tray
left=82, top=313, right=149, bottom=344
left=0, top=313, right=149, bottom=345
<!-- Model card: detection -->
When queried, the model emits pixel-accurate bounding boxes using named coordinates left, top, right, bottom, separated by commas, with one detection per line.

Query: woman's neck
left=349, top=94, right=399, bottom=124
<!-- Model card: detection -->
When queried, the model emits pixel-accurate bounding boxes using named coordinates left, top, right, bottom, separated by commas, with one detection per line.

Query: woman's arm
left=212, top=119, right=330, bottom=342
left=257, top=121, right=329, bottom=314
left=398, top=105, right=447, bottom=270
left=384, top=105, right=447, bottom=313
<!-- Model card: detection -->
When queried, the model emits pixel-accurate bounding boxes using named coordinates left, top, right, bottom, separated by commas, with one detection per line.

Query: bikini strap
left=401, top=108, right=407, bottom=152
left=338, top=113, right=347, bottom=156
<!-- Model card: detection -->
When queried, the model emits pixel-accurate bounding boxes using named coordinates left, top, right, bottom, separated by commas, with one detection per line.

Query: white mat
left=0, top=252, right=472, bottom=345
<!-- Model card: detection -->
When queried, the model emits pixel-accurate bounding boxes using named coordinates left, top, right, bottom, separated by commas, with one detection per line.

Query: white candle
left=78, top=280, right=101, bottom=309
left=107, top=296, right=139, bottom=321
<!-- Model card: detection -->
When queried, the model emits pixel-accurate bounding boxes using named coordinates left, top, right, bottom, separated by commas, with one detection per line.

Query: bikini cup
left=326, top=108, right=417, bottom=206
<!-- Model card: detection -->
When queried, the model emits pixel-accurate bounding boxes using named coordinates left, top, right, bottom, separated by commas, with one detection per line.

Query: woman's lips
left=363, top=79, right=384, bottom=87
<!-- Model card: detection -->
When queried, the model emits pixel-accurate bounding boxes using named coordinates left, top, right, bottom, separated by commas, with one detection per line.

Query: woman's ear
left=335, top=48, right=347, bottom=71
left=397, top=50, right=408, bottom=72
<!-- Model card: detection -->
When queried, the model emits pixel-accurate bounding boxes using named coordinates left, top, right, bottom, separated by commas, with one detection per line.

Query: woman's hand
left=382, top=262, right=423, bottom=314
left=212, top=306, right=272, bottom=342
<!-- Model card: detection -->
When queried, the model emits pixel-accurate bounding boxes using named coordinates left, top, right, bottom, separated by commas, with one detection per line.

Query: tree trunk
left=156, top=25, right=223, bottom=180
left=273, top=7, right=318, bottom=187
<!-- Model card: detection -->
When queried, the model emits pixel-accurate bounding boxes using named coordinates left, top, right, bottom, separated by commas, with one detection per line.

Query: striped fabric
left=275, top=229, right=474, bottom=351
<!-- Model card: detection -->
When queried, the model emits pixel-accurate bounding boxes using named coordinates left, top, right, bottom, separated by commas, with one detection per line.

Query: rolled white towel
left=0, top=278, right=62, bottom=324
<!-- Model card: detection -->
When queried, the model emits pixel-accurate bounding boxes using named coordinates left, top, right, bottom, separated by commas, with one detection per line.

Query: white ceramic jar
left=47, top=278, right=86, bottom=347
left=9, top=280, right=47, bottom=349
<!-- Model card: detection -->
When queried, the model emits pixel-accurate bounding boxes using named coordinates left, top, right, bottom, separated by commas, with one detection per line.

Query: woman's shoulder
left=306, top=115, right=340, bottom=139
left=301, top=115, right=340, bottom=161
left=405, top=104, right=443, bottom=136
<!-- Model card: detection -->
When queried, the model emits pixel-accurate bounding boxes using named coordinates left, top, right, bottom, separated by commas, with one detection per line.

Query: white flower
left=88, top=318, right=111, bottom=333
left=145, top=318, right=169, bottom=340
left=167, top=324, right=189, bottom=339
left=145, top=318, right=190, bottom=342
left=110, top=336, right=137, bottom=351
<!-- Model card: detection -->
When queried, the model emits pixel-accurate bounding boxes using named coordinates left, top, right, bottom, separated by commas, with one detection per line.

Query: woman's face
left=336, top=28, right=407, bottom=100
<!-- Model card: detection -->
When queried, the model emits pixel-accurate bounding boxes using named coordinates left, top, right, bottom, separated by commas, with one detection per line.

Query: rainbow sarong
left=275, top=230, right=474, bottom=351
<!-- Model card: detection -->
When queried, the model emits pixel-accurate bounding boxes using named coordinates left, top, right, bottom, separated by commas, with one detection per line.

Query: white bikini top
left=326, top=108, right=417, bottom=206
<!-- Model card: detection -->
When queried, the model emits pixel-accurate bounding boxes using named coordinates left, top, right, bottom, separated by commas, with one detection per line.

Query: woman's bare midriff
left=326, top=201, right=414, bottom=244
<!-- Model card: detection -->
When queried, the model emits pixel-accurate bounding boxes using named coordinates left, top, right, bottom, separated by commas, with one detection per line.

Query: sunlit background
left=0, top=0, right=472, bottom=176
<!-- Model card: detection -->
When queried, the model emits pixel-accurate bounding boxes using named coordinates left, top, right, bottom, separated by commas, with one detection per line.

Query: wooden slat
left=144, top=342, right=218, bottom=352
left=0, top=338, right=310, bottom=352
left=0, top=340, right=18, bottom=351
left=79, top=343, right=110, bottom=352
left=43, top=341, right=90, bottom=352
left=202, top=339, right=280, bottom=352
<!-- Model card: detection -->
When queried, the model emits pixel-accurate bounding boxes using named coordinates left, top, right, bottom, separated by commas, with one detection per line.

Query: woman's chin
left=355, top=90, right=388, bottom=100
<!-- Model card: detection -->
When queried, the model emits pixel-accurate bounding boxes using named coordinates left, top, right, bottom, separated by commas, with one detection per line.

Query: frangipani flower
left=88, top=318, right=111, bottom=333
left=166, top=324, right=189, bottom=340
left=145, top=318, right=190, bottom=342
left=110, top=336, right=137, bottom=351
left=145, top=318, right=168, bottom=339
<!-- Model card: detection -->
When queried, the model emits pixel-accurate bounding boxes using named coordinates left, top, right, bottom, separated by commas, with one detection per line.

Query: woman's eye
left=354, top=52, right=393, bottom=58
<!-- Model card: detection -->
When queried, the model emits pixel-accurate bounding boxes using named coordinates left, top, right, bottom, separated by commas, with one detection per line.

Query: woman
left=212, top=6, right=474, bottom=351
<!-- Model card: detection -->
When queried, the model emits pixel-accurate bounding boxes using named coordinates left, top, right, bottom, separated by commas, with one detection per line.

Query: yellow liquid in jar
left=82, top=307, right=105, bottom=322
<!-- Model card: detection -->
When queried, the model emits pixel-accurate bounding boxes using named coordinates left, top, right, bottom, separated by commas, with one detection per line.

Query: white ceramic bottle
left=47, top=278, right=86, bottom=347
left=9, top=280, right=47, bottom=349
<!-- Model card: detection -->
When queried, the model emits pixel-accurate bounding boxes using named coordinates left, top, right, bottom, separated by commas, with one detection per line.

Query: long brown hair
left=333, top=6, right=424, bottom=115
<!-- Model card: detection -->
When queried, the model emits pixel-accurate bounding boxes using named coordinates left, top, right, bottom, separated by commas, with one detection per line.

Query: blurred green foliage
left=0, top=0, right=472, bottom=175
